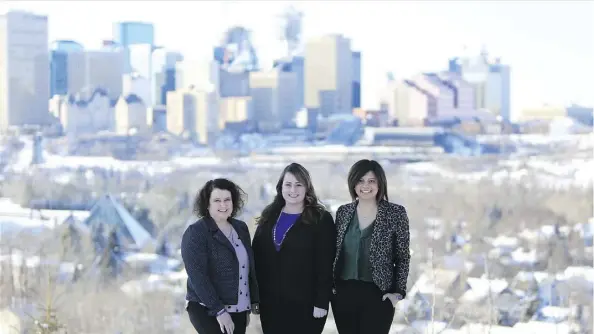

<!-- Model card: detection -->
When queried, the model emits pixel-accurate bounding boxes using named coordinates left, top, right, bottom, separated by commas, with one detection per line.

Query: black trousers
left=260, top=300, right=327, bottom=334
left=331, top=280, right=395, bottom=334
left=186, top=302, right=248, bottom=334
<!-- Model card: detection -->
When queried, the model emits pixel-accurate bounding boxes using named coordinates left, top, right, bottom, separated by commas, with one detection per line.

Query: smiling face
left=208, top=188, right=233, bottom=221
left=281, top=172, right=306, bottom=206
left=355, top=171, right=378, bottom=201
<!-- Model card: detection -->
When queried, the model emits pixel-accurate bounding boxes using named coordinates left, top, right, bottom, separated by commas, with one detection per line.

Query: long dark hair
left=257, top=163, right=325, bottom=225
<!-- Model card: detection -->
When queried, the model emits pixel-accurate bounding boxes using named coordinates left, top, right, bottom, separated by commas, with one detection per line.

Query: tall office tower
left=152, top=49, right=183, bottom=106
left=448, top=47, right=511, bottom=121
left=249, top=69, right=298, bottom=130
left=352, top=51, right=361, bottom=109
left=274, top=56, right=304, bottom=110
left=166, top=88, right=216, bottom=145
left=113, top=21, right=154, bottom=74
left=304, top=34, right=353, bottom=116
left=84, top=50, right=127, bottom=100
left=0, top=11, right=50, bottom=131
left=128, top=44, right=152, bottom=79
left=50, top=40, right=84, bottom=97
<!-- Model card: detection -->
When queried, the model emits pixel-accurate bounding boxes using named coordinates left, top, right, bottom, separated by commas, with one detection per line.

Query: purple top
left=223, top=227, right=251, bottom=313
left=273, top=212, right=300, bottom=251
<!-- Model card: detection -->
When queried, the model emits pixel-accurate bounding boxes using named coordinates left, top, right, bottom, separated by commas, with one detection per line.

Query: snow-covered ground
left=401, top=155, right=593, bottom=189
left=0, top=197, right=90, bottom=237
left=4, top=134, right=592, bottom=179
left=6, top=137, right=224, bottom=174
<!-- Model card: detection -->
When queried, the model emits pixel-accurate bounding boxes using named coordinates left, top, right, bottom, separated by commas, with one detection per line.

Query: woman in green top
left=331, top=159, right=411, bottom=334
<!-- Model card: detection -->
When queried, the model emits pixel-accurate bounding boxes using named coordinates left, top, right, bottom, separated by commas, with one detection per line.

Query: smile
left=360, top=189, right=373, bottom=193
left=218, top=209, right=229, bottom=212
left=287, top=194, right=300, bottom=198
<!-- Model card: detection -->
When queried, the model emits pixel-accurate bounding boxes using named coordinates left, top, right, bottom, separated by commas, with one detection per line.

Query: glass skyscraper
left=113, top=22, right=155, bottom=74
left=50, top=40, right=84, bottom=96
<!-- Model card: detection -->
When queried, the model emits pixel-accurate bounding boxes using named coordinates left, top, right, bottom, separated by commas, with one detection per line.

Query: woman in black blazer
left=331, top=159, right=411, bottom=334
left=252, top=163, right=336, bottom=334
left=181, top=178, right=259, bottom=334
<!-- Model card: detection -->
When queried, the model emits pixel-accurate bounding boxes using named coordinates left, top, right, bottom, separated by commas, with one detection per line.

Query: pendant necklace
left=273, top=211, right=296, bottom=248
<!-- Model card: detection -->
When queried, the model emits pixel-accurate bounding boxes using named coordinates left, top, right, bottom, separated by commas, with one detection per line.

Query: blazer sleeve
left=313, top=211, right=337, bottom=310
left=181, top=224, right=225, bottom=314
left=390, top=205, right=411, bottom=298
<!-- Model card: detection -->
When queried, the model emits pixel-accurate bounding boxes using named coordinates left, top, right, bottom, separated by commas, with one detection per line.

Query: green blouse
left=340, top=213, right=374, bottom=282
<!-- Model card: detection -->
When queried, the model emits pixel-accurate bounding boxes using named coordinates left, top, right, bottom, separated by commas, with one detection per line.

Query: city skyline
left=2, top=0, right=593, bottom=119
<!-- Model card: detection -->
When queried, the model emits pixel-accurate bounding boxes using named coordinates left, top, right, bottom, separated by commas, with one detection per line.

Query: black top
left=181, top=217, right=260, bottom=316
left=252, top=209, right=336, bottom=310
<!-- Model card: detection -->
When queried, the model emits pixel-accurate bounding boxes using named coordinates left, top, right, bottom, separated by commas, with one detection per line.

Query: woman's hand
left=382, top=293, right=403, bottom=307
left=216, top=311, right=234, bottom=333
left=251, top=303, right=260, bottom=315
left=313, top=306, right=328, bottom=318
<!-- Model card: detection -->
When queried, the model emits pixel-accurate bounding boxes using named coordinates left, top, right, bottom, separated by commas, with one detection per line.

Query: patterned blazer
left=332, top=200, right=411, bottom=297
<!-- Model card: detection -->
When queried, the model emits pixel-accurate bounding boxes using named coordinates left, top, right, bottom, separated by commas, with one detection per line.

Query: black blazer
left=333, top=200, right=410, bottom=297
left=252, top=209, right=336, bottom=310
left=181, top=217, right=259, bottom=316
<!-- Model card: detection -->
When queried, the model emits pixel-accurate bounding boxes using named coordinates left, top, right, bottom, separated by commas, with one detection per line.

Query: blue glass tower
left=113, top=22, right=155, bottom=73
left=50, top=40, right=84, bottom=97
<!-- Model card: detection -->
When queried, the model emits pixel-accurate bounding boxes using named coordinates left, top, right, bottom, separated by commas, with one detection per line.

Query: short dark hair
left=193, top=178, right=246, bottom=218
left=347, top=159, right=389, bottom=202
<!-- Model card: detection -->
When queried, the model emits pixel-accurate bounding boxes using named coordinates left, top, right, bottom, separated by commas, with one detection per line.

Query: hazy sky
left=2, top=0, right=593, bottom=117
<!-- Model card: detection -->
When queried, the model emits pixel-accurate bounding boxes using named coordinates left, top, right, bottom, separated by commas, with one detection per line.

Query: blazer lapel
left=336, top=202, right=356, bottom=256
left=206, top=217, right=235, bottom=253
left=230, top=219, right=250, bottom=248
left=369, top=200, right=390, bottom=267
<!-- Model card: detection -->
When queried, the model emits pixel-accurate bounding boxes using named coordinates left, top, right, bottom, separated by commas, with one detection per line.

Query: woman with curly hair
left=252, top=163, right=336, bottom=334
left=181, top=178, right=259, bottom=334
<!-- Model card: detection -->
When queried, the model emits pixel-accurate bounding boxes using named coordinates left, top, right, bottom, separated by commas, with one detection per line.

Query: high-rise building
left=0, top=11, right=50, bottom=131
left=249, top=69, right=298, bottom=130
left=123, top=72, right=151, bottom=106
left=274, top=56, right=304, bottom=109
left=152, top=49, right=183, bottom=106
left=448, top=48, right=511, bottom=121
left=166, top=88, right=216, bottom=144
left=84, top=50, right=127, bottom=100
left=113, top=22, right=154, bottom=46
left=383, top=80, right=430, bottom=126
left=352, top=51, right=361, bottom=109
left=50, top=40, right=84, bottom=97
left=128, top=44, right=152, bottom=79
left=304, top=34, right=352, bottom=116
left=113, top=22, right=154, bottom=74
left=114, top=94, right=148, bottom=135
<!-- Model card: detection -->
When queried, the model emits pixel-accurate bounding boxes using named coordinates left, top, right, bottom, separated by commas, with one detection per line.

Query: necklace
left=272, top=211, right=297, bottom=247
left=221, top=225, right=234, bottom=242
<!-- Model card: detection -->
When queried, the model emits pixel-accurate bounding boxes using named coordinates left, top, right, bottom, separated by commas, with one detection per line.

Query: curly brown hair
left=193, top=178, right=246, bottom=218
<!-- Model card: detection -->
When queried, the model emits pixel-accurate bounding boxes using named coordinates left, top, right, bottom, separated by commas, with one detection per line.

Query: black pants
left=186, top=302, right=248, bottom=334
left=260, top=300, right=327, bottom=334
left=331, top=280, right=395, bottom=334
